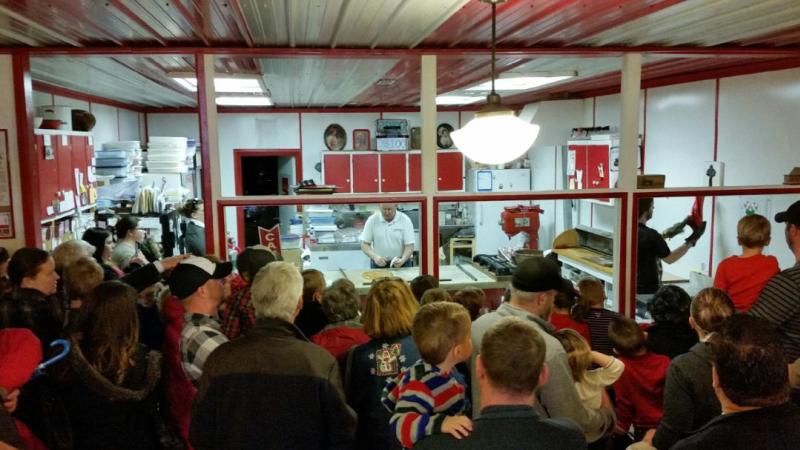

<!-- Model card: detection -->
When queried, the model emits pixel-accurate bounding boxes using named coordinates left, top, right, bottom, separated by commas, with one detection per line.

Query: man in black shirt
left=636, top=197, right=705, bottom=319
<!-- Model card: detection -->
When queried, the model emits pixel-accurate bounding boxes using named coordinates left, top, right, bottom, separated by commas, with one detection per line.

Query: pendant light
left=450, top=0, right=540, bottom=165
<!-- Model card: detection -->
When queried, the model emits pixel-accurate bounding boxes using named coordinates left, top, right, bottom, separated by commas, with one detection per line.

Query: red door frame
left=232, top=148, right=302, bottom=247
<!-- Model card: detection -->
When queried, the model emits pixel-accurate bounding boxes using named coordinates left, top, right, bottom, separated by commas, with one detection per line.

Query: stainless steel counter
left=309, top=242, right=363, bottom=252
left=322, top=264, right=508, bottom=294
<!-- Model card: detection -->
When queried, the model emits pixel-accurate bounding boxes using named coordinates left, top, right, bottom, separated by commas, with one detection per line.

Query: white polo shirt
left=360, top=210, right=415, bottom=259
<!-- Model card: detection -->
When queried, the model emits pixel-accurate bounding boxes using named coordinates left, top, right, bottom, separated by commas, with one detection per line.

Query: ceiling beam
left=107, top=0, right=168, bottom=46
left=17, top=45, right=800, bottom=57
left=0, top=5, right=84, bottom=47
left=172, top=0, right=211, bottom=46
left=32, top=81, right=147, bottom=112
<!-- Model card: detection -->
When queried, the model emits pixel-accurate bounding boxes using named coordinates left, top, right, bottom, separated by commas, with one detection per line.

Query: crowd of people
left=0, top=200, right=798, bottom=450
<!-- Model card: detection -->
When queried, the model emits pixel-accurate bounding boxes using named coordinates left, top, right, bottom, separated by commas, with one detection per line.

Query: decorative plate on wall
left=437, top=123, right=454, bottom=149
left=324, top=124, right=347, bottom=151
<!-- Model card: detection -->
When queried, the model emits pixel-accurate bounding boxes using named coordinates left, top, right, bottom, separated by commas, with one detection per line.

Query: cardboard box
left=637, top=174, right=665, bottom=189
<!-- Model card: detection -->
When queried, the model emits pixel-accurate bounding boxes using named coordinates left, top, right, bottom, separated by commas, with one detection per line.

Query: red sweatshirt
left=713, top=254, right=779, bottom=312
left=614, top=351, right=671, bottom=431
left=550, top=312, right=592, bottom=345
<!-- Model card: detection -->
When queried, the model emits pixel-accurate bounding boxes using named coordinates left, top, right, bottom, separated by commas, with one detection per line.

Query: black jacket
left=653, top=341, right=719, bottom=449
left=646, top=321, right=698, bottom=359
left=60, top=344, right=162, bottom=450
left=190, top=317, right=356, bottom=450
left=415, top=405, right=586, bottom=450
left=184, top=221, right=205, bottom=256
left=672, top=402, right=800, bottom=450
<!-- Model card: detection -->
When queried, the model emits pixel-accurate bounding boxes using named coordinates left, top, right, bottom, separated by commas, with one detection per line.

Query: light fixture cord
left=491, top=1, right=496, bottom=95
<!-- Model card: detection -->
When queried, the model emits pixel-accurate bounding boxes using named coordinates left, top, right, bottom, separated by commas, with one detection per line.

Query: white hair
left=251, top=261, right=303, bottom=321
left=53, top=239, right=96, bottom=271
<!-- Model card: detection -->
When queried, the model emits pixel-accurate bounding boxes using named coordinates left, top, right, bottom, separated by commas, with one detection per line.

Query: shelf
left=40, top=203, right=96, bottom=224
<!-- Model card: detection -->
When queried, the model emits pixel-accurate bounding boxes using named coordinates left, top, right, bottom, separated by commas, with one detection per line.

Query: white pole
left=617, top=53, right=642, bottom=317
left=421, top=55, right=437, bottom=274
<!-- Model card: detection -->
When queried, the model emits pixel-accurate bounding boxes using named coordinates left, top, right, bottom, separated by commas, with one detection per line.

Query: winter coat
left=161, top=295, right=196, bottom=449
left=60, top=343, right=162, bottom=450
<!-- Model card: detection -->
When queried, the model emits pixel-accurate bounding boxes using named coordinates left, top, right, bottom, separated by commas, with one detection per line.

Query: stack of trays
left=146, top=136, right=190, bottom=173
left=95, top=141, right=142, bottom=180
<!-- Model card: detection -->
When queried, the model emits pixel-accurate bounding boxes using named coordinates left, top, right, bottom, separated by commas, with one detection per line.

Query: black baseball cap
left=167, top=256, right=232, bottom=299
left=775, top=200, right=800, bottom=226
left=512, top=256, right=566, bottom=293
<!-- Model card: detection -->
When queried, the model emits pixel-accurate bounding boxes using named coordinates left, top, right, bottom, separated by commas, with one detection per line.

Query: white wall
left=0, top=56, right=26, bottom=249
left=585, top=67, right=800, bottom=281
left=33, top=90, right=142, bottom=146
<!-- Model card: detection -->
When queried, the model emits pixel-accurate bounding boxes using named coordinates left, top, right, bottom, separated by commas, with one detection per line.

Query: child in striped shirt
left=381, top=302, right=473, bottom=448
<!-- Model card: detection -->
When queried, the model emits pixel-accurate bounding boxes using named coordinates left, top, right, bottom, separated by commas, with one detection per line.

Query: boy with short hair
left=382, top=302, right=473, bottom=448
left=577, top=278, right=619, bottom=355
left=295, top=268, right=328, bottom=337
left=608, top=316, right=670, bottom=439
left=713, top=214, right=780, bottom=311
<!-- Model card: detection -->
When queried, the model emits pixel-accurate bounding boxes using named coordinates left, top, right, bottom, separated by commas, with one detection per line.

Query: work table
left=322, top=264, right=507, bottom=294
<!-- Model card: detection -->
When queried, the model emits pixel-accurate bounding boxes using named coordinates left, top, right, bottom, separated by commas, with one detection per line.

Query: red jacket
left=162, top=295, right=196, bottom=449
left=311, top=324, right=370, bottom=361
left=614, top=351, right=671, bottom=431
left=550, top=312, right=592, bottom=345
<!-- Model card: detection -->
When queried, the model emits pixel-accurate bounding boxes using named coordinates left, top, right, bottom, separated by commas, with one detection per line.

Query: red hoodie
left=614, top=351, right=671, bottom=431
left=162, top=295, right=196, bottom=449
left=311, top=324, right=370, bottom=361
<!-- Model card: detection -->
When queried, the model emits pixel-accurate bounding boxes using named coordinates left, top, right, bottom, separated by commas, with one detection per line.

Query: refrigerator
left=465, top=169, right=533, bottom=255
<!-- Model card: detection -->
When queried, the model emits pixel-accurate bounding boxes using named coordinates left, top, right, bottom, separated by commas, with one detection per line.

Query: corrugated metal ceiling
left=7, top=0, right=800, bottom=108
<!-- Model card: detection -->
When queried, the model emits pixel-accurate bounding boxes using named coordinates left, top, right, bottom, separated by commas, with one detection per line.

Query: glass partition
left=437, top=196, right=623, bottom=313
left=222, top=201, right=423, bottom=291
left=633, top=192, right=799, bottom=321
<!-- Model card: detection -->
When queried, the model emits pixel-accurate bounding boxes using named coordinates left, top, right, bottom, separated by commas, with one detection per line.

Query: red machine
left=501, top=205, right=544, bottom=249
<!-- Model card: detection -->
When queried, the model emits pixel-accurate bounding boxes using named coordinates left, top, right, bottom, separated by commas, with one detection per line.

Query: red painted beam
left=20, top=45, right=800, bottom=57
left=12, top=52, right=40, bottom=247
left=143, top=105, right=485, bottom=114
left=32, top=81, right=147, bottom=112
left=172, top=0, right=211, bottom=46
left=196, top=53, right=215, bottom=255
left=227, top=0, right=256, bottom=47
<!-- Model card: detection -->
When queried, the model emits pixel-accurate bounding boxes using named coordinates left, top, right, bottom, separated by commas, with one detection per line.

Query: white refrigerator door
left=491, top=169, right=531, bottom=192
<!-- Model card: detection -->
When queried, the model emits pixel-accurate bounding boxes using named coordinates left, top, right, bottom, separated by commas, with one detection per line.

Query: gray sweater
left=653, top=341, right=720, bottom=450
left=470, top=303, right=615, bottom=443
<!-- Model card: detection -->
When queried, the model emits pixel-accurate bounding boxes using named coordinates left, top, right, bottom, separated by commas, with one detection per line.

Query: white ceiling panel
left=257, top=57, right=399, bottom=107
left=239, top=0, right=469, bottom=48
left=580, top=0, right=800, bottom=47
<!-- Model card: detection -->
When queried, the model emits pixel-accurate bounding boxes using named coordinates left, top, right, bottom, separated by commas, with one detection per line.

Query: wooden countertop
left=322, top=264, right=507, bottom=294
left=551, top=247, right=614, bottom=276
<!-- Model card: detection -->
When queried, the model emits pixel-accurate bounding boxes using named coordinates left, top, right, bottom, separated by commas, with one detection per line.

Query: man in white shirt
left=360, top=204, right=415, bottom=268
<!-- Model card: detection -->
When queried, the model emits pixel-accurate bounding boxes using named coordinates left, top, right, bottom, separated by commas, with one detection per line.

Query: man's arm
left=539, top=352, right=615, bottom=443
left=181, top=327, right=229, bottom=383
left=750, top=273, right=800, bottom=327
left=360, top=241, right=386, bottom=267
left=394, top=244, right=414, bottom=267
left=662, top=243, right=690, bottom=264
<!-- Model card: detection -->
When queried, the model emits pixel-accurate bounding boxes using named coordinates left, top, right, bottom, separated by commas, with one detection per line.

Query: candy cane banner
left=258, top=224, right=282, bottom=255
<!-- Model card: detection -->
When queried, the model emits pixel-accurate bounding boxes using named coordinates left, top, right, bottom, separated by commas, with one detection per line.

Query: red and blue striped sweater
left=381, top=360, right=467, bottom=448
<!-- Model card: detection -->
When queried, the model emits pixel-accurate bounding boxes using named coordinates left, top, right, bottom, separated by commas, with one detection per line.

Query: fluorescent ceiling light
left=216, top=96, right=274, bottom=106
left=171, top=76, right=264, bottom=94
left=466, top=76, right=573, bottom=92
left=435, top=95, right=484, bottom=106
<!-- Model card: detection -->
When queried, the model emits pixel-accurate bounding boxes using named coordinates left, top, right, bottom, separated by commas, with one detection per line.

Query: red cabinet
left=586, top=145, right=609, bottom=189
left=322, top=150, right=464, bottom=193
left=56, top=136, right=73, bottom=195
left=352, top=154, right=379, bottom=193
left=322, top=153, right=351, bottom=193
left=380, top=153, right=407, bottom=192
left=35, top=132, right=95, bottom=219
left=37, top=135, right=59, bottom=217
left=568, top=144, right=588, bottom=190
left=437, top=152, right=464, bottom=191
left=408, top=153, right=421, bottom=191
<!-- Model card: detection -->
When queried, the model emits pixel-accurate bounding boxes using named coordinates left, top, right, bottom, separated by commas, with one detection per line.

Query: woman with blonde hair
left=345, top=278, right=420, bottom=450
left=59, top=281, right=162, bottom=449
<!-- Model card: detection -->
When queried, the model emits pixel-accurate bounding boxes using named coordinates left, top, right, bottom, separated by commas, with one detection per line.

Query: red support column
left=196, top=53, right=215, bottom=255
left=12, top=51, right=40, bottom=247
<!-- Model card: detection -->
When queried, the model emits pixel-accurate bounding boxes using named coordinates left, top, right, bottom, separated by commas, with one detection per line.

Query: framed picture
left=324, top=124, right=346, bottom=151
left=410, top=127, right=421, bottom=149
left=353, top=129, right=371, bottom=150
left=437, top=123, right=454, bottom=149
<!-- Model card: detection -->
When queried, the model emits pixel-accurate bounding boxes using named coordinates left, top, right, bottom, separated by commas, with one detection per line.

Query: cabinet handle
left=346, top=179, right=350, bottom=182
left=382, top=179, right=386, bottom=182
left=438, top=177, right=442, bottom=181
left=373, top=178, right=378, bottom=182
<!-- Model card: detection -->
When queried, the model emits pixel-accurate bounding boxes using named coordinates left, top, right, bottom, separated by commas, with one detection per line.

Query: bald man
left=360, top=204, right=415, bottom=268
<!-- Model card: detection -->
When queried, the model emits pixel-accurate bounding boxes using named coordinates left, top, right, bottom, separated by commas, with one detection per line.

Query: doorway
left=233, top=149, right=302, bottom=247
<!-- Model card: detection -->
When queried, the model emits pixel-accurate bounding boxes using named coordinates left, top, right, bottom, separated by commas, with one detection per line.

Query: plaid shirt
left=180, top=313, right=229, bottom=383
left=221, top=285, right=257, bottom=340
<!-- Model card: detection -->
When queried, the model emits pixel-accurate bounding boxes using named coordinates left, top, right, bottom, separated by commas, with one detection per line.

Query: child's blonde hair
left=555, top=328, right=592, bottom=382
left=737, top=214, right=771, bottom=248
left=412, top=302, right=471, bottom=365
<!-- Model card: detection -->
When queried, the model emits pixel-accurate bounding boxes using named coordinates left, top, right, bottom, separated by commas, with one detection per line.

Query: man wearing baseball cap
left=168, top=256, right=232, bottom=383
left=750, top=200, right=800, bottom=360
left=470, top=256, right=615, bottom=444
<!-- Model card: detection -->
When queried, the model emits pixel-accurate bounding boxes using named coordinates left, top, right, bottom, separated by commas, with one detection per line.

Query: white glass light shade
left=451, top=113, right=540, bottom=164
